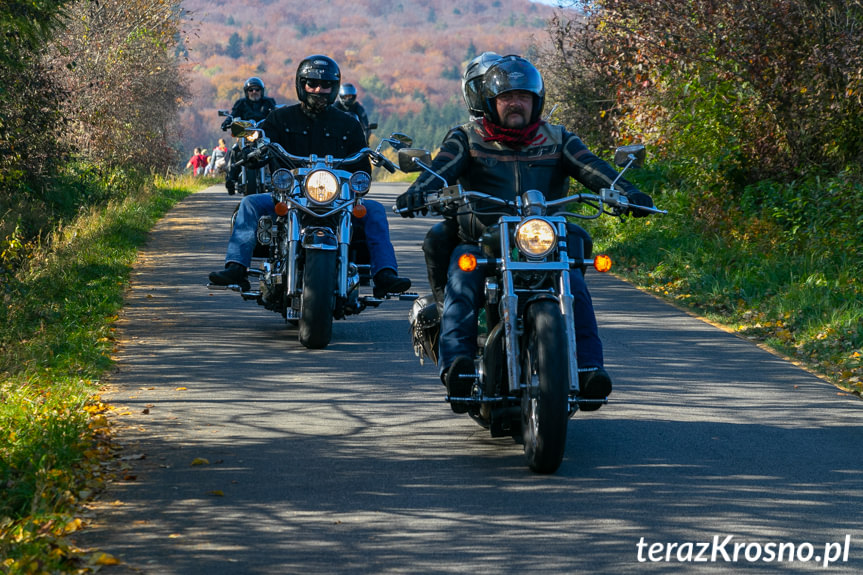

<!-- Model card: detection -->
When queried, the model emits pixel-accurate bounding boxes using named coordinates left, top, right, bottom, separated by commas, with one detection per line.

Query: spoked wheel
left=298, top=249, right=336, bottom=349
left=521, top=299, right=569, bottom=474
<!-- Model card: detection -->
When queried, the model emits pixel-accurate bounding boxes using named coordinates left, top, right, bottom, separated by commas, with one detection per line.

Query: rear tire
left=521, top=300, right=569, bottom=474
left=298, top=250, right=336, bottom=349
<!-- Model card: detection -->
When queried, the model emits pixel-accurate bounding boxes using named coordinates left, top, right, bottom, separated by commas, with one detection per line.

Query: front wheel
left=521, top=300, right=569, bottom=474
left=298, top=250, right=336, bottom=349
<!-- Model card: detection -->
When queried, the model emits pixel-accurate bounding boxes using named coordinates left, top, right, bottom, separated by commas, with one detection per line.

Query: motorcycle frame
left=277, top=164, right=359, bottom=306
left=493, top=215, right=580, bottom=396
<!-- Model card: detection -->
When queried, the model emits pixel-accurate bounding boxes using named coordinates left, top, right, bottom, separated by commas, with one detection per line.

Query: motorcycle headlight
left=304, top=169, right=339, bottom=204
left=245, top=130, right=260, bottom=143
left=515, top=217, right=557, bottom=258
left=271, top=169, right=294, bottom=192
left=349, top=171, right=371, bottom=196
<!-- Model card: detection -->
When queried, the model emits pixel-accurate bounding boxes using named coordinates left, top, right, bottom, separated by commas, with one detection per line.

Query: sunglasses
left=246, top=87, right=261, bottom=93
left=304, top=79, right=335, bottom=89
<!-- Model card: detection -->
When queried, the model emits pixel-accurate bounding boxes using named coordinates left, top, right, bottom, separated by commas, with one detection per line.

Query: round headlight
left=271, top=169, right=294, bottom=192
left=304, top=170, right=339, bottom=204
left=349, top=171, right=371, bottom=196
left=515, top=217, right=557, bottom=258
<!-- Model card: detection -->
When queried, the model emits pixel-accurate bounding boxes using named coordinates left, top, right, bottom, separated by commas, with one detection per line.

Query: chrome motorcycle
left=397, top=145, right=665, bottom=473
left=209, top=121, right=414, bottom=349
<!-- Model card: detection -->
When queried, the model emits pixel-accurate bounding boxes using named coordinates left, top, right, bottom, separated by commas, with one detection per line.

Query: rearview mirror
left=614, top=145, right=646, bottom=168
left=398, top=148, right=432, bottom=173
left=230, top=120, right=257, bottom=138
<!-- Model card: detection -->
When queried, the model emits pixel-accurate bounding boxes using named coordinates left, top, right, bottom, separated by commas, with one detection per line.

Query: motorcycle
left=396, top=144, right=666, bottom=473
left=208, top=120, right=415, bottom=349
left=218, top=110, right=269, bottom=196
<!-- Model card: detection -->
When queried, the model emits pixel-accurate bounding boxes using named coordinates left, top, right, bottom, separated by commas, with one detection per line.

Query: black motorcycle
left=396, top=145, right=665, bottom=473
left=208, top=120, right=415, bottom=349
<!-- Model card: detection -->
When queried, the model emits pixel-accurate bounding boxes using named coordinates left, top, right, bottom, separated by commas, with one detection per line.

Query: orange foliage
left=178, top=0, right=558, bottom=152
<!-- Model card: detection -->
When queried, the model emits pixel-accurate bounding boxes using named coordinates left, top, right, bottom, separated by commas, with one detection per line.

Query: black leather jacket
left=229, top=96, right=277, bottom=123
left=406, top=119, right=644, bottom=240
left=333, top=100, right=370, bottom=139
left=258, top=104, right=371, bottom=173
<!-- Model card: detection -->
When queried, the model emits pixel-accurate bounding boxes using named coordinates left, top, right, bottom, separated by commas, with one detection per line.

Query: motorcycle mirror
left=613, top=144, right=646, bottom=168
left=391, top=133, right=412, bottom=148
left=218, top=110, right=230, bottom=117
left=398, top=148, right=432, bottom=173
left=230, top=120, right=256, bottom=138
left=368, top=123, right=378, bottom=130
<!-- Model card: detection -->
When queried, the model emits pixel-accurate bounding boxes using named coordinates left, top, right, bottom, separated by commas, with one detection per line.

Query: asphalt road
left=76, top=183, right=863, bottom=574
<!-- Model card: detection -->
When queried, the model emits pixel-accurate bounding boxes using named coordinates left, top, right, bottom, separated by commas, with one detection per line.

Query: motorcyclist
left=222, top=77, right=277, bottom=195
left=396, top=55, right=654, bottom=403
left=209, top=55, right=411, bottom=299
left=422, top=51, right=502, bottom=306
left=334, top=83, right=371, bottom=142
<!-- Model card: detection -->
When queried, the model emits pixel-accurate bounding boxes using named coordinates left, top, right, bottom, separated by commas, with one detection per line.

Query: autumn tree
left=47, top=0, right=188, bottom=171
left=542, top=0, right=863, bottom=187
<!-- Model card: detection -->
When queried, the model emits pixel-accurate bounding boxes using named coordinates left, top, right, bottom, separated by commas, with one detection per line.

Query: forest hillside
left=178, top=0, right=561, bottom=153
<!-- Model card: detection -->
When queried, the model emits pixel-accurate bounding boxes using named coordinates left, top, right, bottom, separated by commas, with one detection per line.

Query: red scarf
left=482, top=118, right=545, bottom=150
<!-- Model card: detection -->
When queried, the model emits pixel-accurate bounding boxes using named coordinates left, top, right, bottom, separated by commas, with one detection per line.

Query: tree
left=226, top=32, right=242, bottom=59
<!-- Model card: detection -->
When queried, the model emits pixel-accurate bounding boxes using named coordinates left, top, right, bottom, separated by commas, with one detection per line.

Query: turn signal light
left=458, top=253, right=478, bottom=272
left=593, top=254, right=612, bottom=273
left=352, top=203, right=367, bottom=218
left=274, top=202, right=289, bottom=216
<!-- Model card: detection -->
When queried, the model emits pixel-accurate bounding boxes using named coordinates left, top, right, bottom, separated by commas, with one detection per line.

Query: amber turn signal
left=458, top=253, right=478, bottom=272
left=274, top=202, right=289, bottom=216
left=352, top=203, right=367, bottom=218
left=593, top=254, right=612, bottom=273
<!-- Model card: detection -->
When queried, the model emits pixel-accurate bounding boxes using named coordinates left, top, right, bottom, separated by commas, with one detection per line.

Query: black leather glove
left=625, top=190, right=654, bottom=218
left=220, top=118, right=231, bottom=131
left=396, top=189, right=426, bottom=218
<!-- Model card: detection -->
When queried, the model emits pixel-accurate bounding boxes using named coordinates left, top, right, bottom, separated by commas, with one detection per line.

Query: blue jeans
left=224, top=194, right=398, bottom=275
left=439, top=235, right=603, bottom=372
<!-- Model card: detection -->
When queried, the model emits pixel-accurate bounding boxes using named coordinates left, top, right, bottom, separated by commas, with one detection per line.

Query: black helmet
left=296, top=55, right=341, bottom=109
left=244, top=77, right=265, bottom=96
left=338, top=83, right=358, bottom=106
left=462, top=52, right=502, bottom=117
left=481, top=55, right=545, bottom=125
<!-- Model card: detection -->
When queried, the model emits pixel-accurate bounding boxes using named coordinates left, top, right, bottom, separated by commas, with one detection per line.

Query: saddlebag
left=408, top=294, right=441, bottom=365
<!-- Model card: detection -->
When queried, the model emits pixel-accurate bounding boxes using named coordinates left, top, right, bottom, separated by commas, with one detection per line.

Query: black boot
left=577, top=367, right=612, bottom=411
left=442, top=355, right=474, bottom=413
left=208, top=262, right=249, bottom=291
left=372, top=269, right=411, bottom=298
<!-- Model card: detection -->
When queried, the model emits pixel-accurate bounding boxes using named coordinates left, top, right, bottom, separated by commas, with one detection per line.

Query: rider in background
left=334, top=83, right=371, bottom=143
left=396, top=55, right=654, bottom=402
left=421, top=51, right=502, bottom=306
left=222, top=77, right=277, bottom=194
left=209, top=55, right=411, bottom=299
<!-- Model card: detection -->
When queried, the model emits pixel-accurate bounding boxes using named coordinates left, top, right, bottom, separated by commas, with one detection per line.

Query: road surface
left=76, top=184, right=863, bottom=574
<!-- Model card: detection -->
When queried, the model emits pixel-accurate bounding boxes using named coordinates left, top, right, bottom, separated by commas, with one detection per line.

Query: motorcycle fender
left=301, top=227, right=338, bottom=251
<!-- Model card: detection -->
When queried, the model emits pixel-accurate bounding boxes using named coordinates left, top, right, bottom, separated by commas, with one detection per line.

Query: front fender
left=302, top=227, right=338, bottom=251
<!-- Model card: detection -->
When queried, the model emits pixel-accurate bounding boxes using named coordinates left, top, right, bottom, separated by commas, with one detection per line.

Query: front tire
left=521, top=300, right=569, bottom=474
left=298, top=250, right=336, bottom=349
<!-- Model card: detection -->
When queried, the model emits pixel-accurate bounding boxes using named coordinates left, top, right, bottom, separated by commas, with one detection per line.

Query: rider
left=396, top=55, right=654, bottom=402
left=222, top=76, right=278, bottom=195
left=334, top=83, right=371, bottom=142
left=422, top=51, right=502, bottom=306
left=209, top=55, right=411, bottom=299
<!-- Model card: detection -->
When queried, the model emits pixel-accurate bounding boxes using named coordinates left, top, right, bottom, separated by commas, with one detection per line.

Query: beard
left=304, top=93, right=330, bottom=115
left=501, top=107, right=528, bottom=128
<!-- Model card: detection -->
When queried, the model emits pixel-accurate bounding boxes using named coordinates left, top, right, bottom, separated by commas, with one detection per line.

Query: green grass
left=587, top=167, right=862, bottom=393
left=0, top=173, right=202, bottom=572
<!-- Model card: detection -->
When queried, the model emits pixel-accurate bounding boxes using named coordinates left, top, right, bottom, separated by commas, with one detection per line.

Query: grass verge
left=0, top=173, right=206, bottom=573
left=588, top=167, right=862, bottom=394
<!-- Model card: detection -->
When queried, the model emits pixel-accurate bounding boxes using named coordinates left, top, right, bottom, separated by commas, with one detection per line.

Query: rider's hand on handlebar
left=625, top=190, right=654, bottom=218
left=220, top=118, right=231, bottom=131
left=395, top=189, right=427, bottom=218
